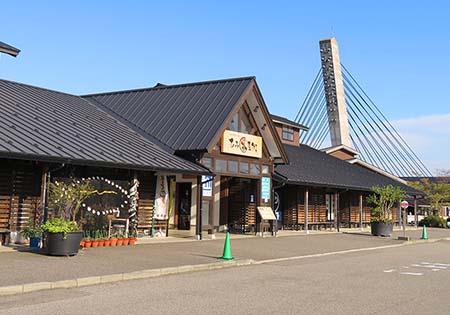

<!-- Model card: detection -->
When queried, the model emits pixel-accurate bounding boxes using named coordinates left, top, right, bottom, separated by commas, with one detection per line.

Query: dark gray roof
left=83, top=77, right=254, bottom=151
left=0, top=79, right=208, bottom=173
left=270, top=114, right=309, bottom=130
left=0, top=41, right=20, bottom=57
left=276, top=144, right=422, bottom=195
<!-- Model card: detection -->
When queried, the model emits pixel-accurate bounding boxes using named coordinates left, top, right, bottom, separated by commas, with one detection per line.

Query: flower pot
left=92, top=240, right=99, bottom=248
left=80, top=240, right=85, bottom=248
left=46, top=231, right=83, bottom=256
left=84, top=240, right=92, bottom=248
left=98, top=239, right=105, bottom=247
left=104, top=239, right=111, bottom=247
left=123, top=238, right=130, bottom=246
left=371, top=221, right=393, bottom=237
left=129, top=237, right=136, bottom=245
left=110, top=238, right=118, bottom=246
left=29, top=237, right=41, bottom=249
left=117, top=238, right=124, bottom=246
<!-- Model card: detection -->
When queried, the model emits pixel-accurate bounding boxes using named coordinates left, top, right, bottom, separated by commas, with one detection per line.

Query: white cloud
left=390, top=114, right=450, bottom=174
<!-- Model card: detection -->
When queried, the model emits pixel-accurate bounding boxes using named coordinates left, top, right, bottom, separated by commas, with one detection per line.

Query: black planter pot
left=46, top=231, right=83, bottom=256
left=371, top=221, right=393, bottom=237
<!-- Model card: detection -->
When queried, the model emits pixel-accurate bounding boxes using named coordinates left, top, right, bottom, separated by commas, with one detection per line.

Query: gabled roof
left=0, top=41, right=20, bottom=57
left=322, top=144, right=359, bottom=156
left=83, top=77, right=255, bottom=152
left=276, top=144, right=421, bottom=195
left=270, top=114, right=309, bottom=131
left=0, top=79, right=208, bottom=174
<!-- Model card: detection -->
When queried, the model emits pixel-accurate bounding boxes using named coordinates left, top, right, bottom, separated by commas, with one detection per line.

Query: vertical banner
left=155, top=175, right=169, bottom=220
left=261, top=177, right=271, bottom=203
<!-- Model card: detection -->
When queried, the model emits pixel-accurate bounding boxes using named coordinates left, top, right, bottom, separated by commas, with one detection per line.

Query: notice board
left=257, top=206, right=276, bottom=221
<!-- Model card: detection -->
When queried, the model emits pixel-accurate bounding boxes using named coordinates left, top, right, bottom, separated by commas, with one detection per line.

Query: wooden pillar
left=359, top=193, right=363, bottom=231
left=414, top=196, right=418, bottom=229
left=305, top=189, right=309, bottom=234
left=398, top=203, right=401, bottom=227
left=196, top=176, right=202, bottom=240
left=334, top=193, right=338, bottom=231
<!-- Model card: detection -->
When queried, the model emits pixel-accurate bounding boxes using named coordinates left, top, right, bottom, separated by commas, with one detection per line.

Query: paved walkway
left=1, top=228, right=449, bottom=287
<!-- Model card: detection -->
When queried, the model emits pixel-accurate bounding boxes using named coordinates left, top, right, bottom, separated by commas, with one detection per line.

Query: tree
left=49, top=179, right=116, bottom=222
left=408, top=178, right=450, bottom=214
left=367, top=185, right=404, bottom=222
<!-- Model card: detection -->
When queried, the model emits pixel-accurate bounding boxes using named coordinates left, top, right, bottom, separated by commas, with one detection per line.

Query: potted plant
left=41, top=218, right=82, bottom=256
left=91, top=230, right=100, bottom=248
left=21, top=218, right=42, bottom=249
left=110, top=233, right=118, bottom=246
left=84, top=232, right=92, bottom=248
left=129, top=230, right=137, bottom=246
left=116, top=233, right=124, bottom=246
left=104, top=235, right=111, bottom=247
left=367, top=185, right=404, bottom=237
left=45, top=178, right=114, bottom=256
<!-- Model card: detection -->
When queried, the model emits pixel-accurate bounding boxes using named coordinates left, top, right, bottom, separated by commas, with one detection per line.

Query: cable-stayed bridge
left=295, top=38, right=432, bottom=178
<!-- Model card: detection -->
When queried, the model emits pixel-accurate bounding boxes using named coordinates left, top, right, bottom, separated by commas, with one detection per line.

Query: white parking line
left=400, top=272, right=423, bottom=276
left=383, top=269, right=396, bottom=273
left=411, top=264, right=447, bottom=269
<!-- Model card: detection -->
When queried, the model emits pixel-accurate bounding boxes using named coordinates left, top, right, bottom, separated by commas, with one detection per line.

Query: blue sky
left=0, top=1, right=449, bottom=172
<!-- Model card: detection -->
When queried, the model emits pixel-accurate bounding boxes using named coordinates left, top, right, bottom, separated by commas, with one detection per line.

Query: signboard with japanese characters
left=221, top=130, right=262, bottom=158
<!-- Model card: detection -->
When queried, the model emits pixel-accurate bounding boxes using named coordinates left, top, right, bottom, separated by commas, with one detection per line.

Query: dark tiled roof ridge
left=270, top=113, right=309, bottom=130
left=81, top=76, right=256, bottom=97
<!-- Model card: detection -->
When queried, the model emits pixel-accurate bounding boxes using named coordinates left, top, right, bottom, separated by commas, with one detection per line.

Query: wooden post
left=39, top=167, right=49, bottom=225
left=398, top=204, right=401, bottom=228
left=305, top=189, right=309, bottom=234
left=196, top=176, right=202, bottom=240
left=334, top=193, right=338, bottom=231
left=359, top=193, right=363, bottom=231
left=414, top=196, right=418, bottom=229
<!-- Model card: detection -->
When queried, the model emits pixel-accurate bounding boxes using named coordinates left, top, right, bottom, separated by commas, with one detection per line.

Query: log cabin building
left=271, top=116, right=422, bottom=231
left=0, top=75, right=422, bottom=245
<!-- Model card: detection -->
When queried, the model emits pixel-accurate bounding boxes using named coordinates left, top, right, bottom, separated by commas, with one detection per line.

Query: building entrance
left=176, top=183, right=191, bottom=230
left=220, top=177, right=257, bottom=234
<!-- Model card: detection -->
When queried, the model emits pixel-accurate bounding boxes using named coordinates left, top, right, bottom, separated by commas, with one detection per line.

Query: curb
left=0, top=259, right=255, bottom=297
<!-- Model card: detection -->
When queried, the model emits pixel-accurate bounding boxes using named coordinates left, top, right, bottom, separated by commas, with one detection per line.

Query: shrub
left=419, top=215, right=447, bottom=228
left=41, top=218, right=79, bottom=234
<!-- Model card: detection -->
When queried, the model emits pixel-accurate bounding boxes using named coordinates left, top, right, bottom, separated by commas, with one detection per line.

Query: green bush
left=419, top=215, right=447, bottom=228
left=41, top=218, right=79, bottom=234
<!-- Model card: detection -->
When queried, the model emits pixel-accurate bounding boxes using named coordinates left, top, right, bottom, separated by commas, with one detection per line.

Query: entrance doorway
left=223, top=177, right=257, bottom=233
left=176, top=183, right=191, bottom=230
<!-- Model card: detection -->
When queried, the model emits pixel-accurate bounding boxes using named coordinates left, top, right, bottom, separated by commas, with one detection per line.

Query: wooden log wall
left=281, top=186, right=328, bottom=226
left=137, top=174, right=158, bottom=230
left=0, top=161, right=42, bottom=232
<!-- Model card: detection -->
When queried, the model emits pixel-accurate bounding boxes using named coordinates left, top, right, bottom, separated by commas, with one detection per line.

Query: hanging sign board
left=400, top=200, right=409, bottom=209
left=257, top=206, right=277, bottom=221
left=202, top=175, right=213, bottom=197
left=221, top=130, right=262, bottom=158
left=261, top=177, right=271, bottom=201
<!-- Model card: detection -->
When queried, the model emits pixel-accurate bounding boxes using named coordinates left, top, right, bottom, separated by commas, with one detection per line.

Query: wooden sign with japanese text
left=257, top=206, right=276, bottom=221
left=221, top=130, right=262, bottom=158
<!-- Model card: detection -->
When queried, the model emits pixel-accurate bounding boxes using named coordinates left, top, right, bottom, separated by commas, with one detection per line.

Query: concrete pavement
left=1, top=240, right=450, bottom=314
left=0, top=227, right=449, bottom=295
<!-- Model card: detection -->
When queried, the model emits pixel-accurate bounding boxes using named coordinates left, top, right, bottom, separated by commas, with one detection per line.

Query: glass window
left=262, top=165, right=270, bottom=174
left=250, top=163, right=261, bottom=175
left=228, top=161, right=238, bottom=173
left=215, top=159, right=227, bottom=172
left=228, top=113, right=239, bottom=131
left=200, top=157, right=212, bottom=168
left=240, top=162, right=249, bottom=174
left=282, top=126, right=294, bottom=141
left=239, top=109, right=253, bottom=134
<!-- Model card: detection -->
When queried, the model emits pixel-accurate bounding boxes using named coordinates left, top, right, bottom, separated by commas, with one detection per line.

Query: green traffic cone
left=219, top=232, right=234, bottom=260
left=421, top=225, right=428, bottom=240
